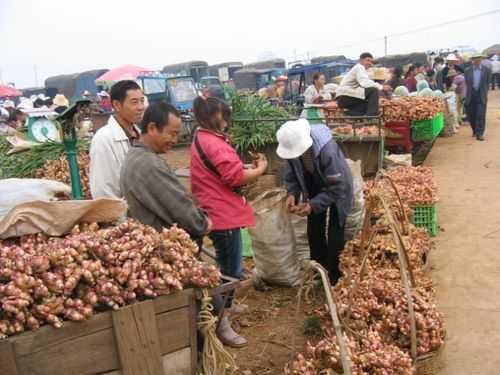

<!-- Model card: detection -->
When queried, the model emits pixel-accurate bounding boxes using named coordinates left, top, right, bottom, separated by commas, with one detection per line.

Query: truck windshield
left=201, top=78, right=220, bottom=86
left=142, top=78, right=166, bottom=95
left=170, top=79, right=197, bottom=102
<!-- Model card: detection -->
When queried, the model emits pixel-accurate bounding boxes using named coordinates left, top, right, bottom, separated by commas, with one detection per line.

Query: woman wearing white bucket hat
left=276, top=119, right=353, bottom=283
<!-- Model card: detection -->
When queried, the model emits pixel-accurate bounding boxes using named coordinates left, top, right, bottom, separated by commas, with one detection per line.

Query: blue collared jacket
left=283, top=124, right=353, bottom=226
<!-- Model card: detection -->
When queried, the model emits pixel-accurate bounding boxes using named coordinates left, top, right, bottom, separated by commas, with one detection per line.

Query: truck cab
left=138, top=73, right=198, bottom=113
left=198, top=76, right=225, bottom=101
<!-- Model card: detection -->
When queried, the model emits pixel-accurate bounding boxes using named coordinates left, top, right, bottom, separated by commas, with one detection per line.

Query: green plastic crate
left=241, top=228, right=253, bottom=257
left=412, top=205, right=438, bottom=236
left=412, top=112, right=444, bottom=141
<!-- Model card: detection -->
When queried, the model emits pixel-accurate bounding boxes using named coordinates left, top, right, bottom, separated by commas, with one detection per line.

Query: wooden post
left=112, top=300, right=163, bottom=375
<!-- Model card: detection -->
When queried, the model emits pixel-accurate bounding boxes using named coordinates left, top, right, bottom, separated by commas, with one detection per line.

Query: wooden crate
left=0, top=289, right=197, bottom=375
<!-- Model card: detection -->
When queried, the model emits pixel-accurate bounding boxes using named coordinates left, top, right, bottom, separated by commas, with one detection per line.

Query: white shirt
left=304, top=84, right=332, bottom=106
left=335, top=63, right=383, bottom=100
left=491, top=60, right=500, bottom=74
left=89, top=116, right=139, bottom=199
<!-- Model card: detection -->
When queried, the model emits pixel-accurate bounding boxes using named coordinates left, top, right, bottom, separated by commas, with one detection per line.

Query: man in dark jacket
left=277, top=119, right=353, bottom=283
left=464, top=54, right=492, bottom=141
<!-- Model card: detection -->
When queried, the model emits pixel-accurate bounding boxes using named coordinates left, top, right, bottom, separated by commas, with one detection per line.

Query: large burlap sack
left=291, top=215, right=309, bottom=262
left=344, top=159, right=365, bottom=241
left=249, top=189, right=302, bottom=287
left=0, top=199, right=127, bottom=239
left=0, top=178, right=72, bottom=217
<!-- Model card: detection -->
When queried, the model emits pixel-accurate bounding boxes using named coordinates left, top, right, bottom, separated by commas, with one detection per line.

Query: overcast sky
left=1, top=0, right=499, bottom=88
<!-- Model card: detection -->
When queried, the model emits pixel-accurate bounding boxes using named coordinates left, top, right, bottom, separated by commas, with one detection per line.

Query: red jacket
left=190, top=129, right=255, bottom=230
left=405, top=76, right=417, bottom=92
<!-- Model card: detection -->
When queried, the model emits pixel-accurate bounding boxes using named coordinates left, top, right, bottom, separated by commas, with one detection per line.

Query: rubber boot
left=216, top=316, right=248, bottom=348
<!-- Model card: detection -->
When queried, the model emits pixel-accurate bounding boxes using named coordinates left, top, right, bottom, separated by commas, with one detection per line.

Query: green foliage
left=226, top=87, right=292, bottom=152
left=0, top=137, right=89, bottom=179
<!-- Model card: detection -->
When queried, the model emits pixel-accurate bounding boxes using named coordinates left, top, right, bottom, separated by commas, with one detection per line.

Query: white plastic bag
left=249, top=189, right=302, bottom=287
left=0, top=178, right=71, bottom=218
left=344, top=160, right=365, bottom=241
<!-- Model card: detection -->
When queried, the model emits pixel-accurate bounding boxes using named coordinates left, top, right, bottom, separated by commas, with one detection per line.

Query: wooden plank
left=154, top=290, right=191, bottom=314
left=112, top=300, right=163, bottom=375
left=15, top=308, right=191, bottom=375
left=0, top=340, right=19, bottom=375
left=157, top=307, right=191, bottom=354
left=17, top=328, right=119, bottom=375
left=11, top=310, right=113, bottom=357
left=162, top=348, right=192, bottom=375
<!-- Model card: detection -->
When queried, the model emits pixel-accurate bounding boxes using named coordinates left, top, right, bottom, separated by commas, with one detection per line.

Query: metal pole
left=384, top=36, right=388, bottom=56
left=63, top=138, right=83, bottom=199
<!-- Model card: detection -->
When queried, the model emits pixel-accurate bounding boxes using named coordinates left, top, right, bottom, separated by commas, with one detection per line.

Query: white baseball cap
left=276, top=119, right=313, bottom=159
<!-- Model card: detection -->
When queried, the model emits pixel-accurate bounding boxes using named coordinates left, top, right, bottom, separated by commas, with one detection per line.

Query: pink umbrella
left=0, top=85, right=22, bottom=98
left=96, top=65, right=153, bottom=85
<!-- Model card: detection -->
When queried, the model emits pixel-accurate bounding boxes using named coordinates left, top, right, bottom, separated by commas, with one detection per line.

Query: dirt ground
left=165, top=94, right=500, bottom=374
left=426, top=90, right=500, bottom=375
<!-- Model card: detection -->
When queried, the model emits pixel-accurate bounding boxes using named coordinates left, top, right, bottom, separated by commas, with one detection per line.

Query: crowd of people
left=0, top=90, right=113, bottom=133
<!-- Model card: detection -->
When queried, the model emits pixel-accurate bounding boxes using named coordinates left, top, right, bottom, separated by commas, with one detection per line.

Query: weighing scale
left=25, top=109, right=61, bottom=143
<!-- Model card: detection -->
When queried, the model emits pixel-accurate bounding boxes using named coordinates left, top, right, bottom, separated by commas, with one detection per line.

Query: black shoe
left=477, top=136, right=485, bottom=141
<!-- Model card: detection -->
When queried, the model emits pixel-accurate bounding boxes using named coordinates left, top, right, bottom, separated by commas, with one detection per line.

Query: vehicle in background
left=233, top=68, right=286, bottom=92
left=198, top=76, right=225, bottom=101
left=137, top=72, right=198, bottom=112
left=162, top=61, right=209, bottom=83
left=286, top=61, right=356, bottom=107
left=21, top=87, right=46, bottom=98
left=137, top=72, right=198, bottom=143
left=45, top=69, right=109, bottom=101
left=208, top=61, right=243, bottom=83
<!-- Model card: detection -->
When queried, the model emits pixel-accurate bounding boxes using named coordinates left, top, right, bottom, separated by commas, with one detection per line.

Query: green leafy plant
left=0, top=136, right=89, bottom=179
left=226, top=87, right=293, bottom=152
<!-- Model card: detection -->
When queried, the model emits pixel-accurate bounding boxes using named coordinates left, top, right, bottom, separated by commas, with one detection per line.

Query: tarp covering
left=0, top=85, right=22, bottom=98
left=374, top=52, right=428, bottom=68
left=243, top=59, right=286, bottom=70
left=96, top=65, right=152, bottom=87
left=483, top=44, right=500, bottom=56
left=45, top=69, right=108, bottom=100
left=311, top=55, right=347, bottom=64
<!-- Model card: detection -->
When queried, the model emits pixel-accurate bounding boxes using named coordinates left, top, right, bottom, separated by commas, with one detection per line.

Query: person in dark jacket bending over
left=276, top=119, right=353, bottom=283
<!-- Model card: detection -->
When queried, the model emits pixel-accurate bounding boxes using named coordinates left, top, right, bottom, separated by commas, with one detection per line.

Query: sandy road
left=427, top=90, right=500, bottom=375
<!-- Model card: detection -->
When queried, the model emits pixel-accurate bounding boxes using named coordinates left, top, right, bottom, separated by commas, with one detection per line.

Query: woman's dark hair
left=360, top=52, right=374, bottom=59
left=393, top=66, right=404, bottom=78
left=193, top=96, right=231, bottom=131
left=405, top=65, right=416, bottom=78
left=312, top=72, right=324, bottom=83
left=140, top=101, right=180, bottom=134
left=110, top=80, right=141, bottom=103
left=414, top=62, right=423, bottom=69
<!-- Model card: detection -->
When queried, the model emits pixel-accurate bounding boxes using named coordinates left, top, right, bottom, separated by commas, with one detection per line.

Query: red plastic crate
left=384, top=120, right=412, bottom=153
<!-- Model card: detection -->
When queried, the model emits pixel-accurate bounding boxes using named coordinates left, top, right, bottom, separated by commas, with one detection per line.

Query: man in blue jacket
left=276, top=119, right=353, bottom=283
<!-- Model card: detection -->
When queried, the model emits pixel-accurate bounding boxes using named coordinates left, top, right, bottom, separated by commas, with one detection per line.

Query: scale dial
left=30, top=118, right=61, bottom=142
